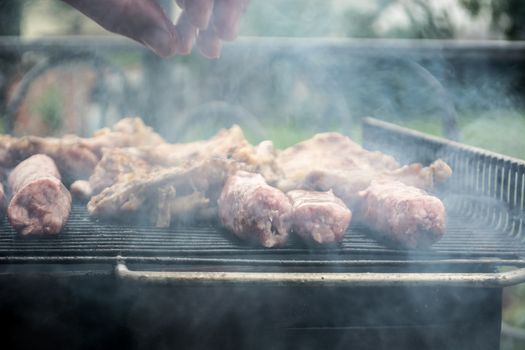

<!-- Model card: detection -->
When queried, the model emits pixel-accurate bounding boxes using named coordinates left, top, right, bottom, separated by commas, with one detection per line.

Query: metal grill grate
left=1, top=118, right=524, bottom=269
left=0, top=205, right=524, bottom=262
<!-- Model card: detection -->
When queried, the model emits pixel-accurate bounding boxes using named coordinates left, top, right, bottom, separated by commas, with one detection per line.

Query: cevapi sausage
left=218, top=171, right=292, bottom=248
left=8, top=154, right=71, bottom=235
left=357, top=180, right=445, bottom=249
left=288, top=189, right=352, bottom=245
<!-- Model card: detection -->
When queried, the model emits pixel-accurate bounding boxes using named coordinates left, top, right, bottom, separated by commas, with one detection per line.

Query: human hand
left=62, top=0, right=249, bottom=58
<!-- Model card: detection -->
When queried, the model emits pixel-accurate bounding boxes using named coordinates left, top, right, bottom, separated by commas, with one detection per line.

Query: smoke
left=3, top=2, right=525, bottom=349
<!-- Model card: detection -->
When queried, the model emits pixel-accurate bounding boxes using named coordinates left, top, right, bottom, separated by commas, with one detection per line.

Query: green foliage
left=459, top=111, right=525, bottom=159
left=31, top=86, right=63, bottom=133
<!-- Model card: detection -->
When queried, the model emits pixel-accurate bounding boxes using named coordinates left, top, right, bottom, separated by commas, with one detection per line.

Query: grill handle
left=115, top=262, right=525, bottom=288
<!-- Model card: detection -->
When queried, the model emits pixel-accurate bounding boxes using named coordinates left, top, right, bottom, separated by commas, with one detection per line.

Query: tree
left=461, top=0, right=525, bottom=39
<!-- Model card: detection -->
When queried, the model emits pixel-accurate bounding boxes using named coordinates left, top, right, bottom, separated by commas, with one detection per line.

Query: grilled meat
left=218, top=171, right=292, bottom=248
left=70, top=180, right=93, bottom=202
left=356, top=180, right=446, bottom=249
left=276, top=132, right=400, bottom=191
left=2, top=117, right=452, bottom=249
left=89, top=147, right=151, bottom=195
left=5, top=118, right=164, bottom=182
left=85, top=126, right=281, bottom=199
left=88, top=158, right=235, bottom=227
left=8, top=154, right=71, bottom=235
left=8, top=135, right=99, bottom=183
left=144, top=125, right=282, bottom=184
left=288, top=189, right=352, bottom=245
left=276, top=132, right=451, bottom=248
left=84, top=126, right=282, bottom=228
left=302, top=159, right=450, bottom=208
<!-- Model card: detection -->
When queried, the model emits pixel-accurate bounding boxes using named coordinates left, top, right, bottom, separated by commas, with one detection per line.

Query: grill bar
left=115, top=262, right=525, bottom=288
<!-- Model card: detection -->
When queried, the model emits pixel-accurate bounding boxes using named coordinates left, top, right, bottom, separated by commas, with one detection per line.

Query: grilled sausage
left=8, top=154, right=71, bottom=235
left=218, top=171, right=292, bottom=248
left=288, top=190, right=352, bottom=245
left=357, top=180, right=445, bottom=249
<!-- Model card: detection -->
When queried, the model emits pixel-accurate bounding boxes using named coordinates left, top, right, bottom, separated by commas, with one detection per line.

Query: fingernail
left=141, top=27, right=177, bottom=57
left=197, top=34, right=222, bottom=59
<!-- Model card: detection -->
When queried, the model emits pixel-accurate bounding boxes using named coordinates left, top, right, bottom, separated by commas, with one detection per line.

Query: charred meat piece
left=277, top=131, right=451, bottom=193
left=88, top=158, right=235, bottom=226
left=302, top=160, right=452, bottom=210
left=145, top=125, right=252, bottom=166
left=8, top=154, right=71, bottom=235
left=288, top=190, right=352, bottom=245
left=70, top=180, right=93, bottom=202
left=89, top=147, right=151, bottom=195
left=8, top=135, right=100, bottom=183
left=6, top=118, right=164, bottom=182
left=145, top=126, right=282, bottom=184
left=378, top=159, right=452, bottom=191
left=276, top=132, right=400, bottom=191
left=218, top=171, right=292, bottom=248
left=357, top=180, right=446, bottom=249
left=86, top=126, right=282, bottom=198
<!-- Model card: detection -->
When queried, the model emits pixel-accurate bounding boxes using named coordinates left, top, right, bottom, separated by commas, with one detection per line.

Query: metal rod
left=2, top=255, right=525, bottom=267
left=115, top=262, right=525, bottom=287
left=1, top=36, right=525, bottom=61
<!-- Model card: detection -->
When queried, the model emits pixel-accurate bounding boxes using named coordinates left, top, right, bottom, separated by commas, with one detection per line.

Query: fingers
left=65, top=0, right=247, bottom=58
left=140, top=26, right=178, bottom=57
left=197, top=29, right=222, bottom=59
left=192, top=0, right=247, bottom=58
left=211, top=0, right=244, bottom=41
left=63, top=0, right=179, bottom=57
left=174, top=10, right=198, bottom=55
left=185, top=0, right=214, bottom=29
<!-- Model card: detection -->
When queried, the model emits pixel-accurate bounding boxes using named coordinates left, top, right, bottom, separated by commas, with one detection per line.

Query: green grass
left=369, top=111, right=525, bottom=160
left=459, top=111, right=525, bottom=159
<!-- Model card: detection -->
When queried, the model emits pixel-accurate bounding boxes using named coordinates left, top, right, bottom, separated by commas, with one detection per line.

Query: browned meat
left=302, top=159, right=451, bottom=209
left=379, top=159, right=452, bottom=191
left=84, top=126, right=282, bottom=200
left=0, top=183, right=7, bottom=218
left=88, top=158, right=235, bottom=226
left=7, top=135, right=99, bottom=183
left=89, top=147, right=151, bottom=195
left=83, top=126, right=283, bottom=227
left=6, top=118, right=164, bottom=182
left=276, top=132, right=400, bottom=191
left=147, top=126, right=282, bottom=183
left=356, top=180, right=446, bottom=249
left=8, top=154, right=71, bottom=235
left=276, top=132, right=451, bottom=248
left=85, top=117, right=165, bottom=154
left=218, top=171, right=292, bottom=248
left=288, top=190, right=352, bottom=245
left=145, top=125, right=252, bottom=167
left=70, top=180, right=93, bottom=202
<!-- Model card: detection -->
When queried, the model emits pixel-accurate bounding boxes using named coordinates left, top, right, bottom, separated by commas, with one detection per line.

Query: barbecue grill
left=0, top=109, right=524, bottom=349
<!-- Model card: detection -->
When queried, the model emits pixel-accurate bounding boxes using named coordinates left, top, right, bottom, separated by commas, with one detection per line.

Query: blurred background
left=0, top=1, right=525, bottom=348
